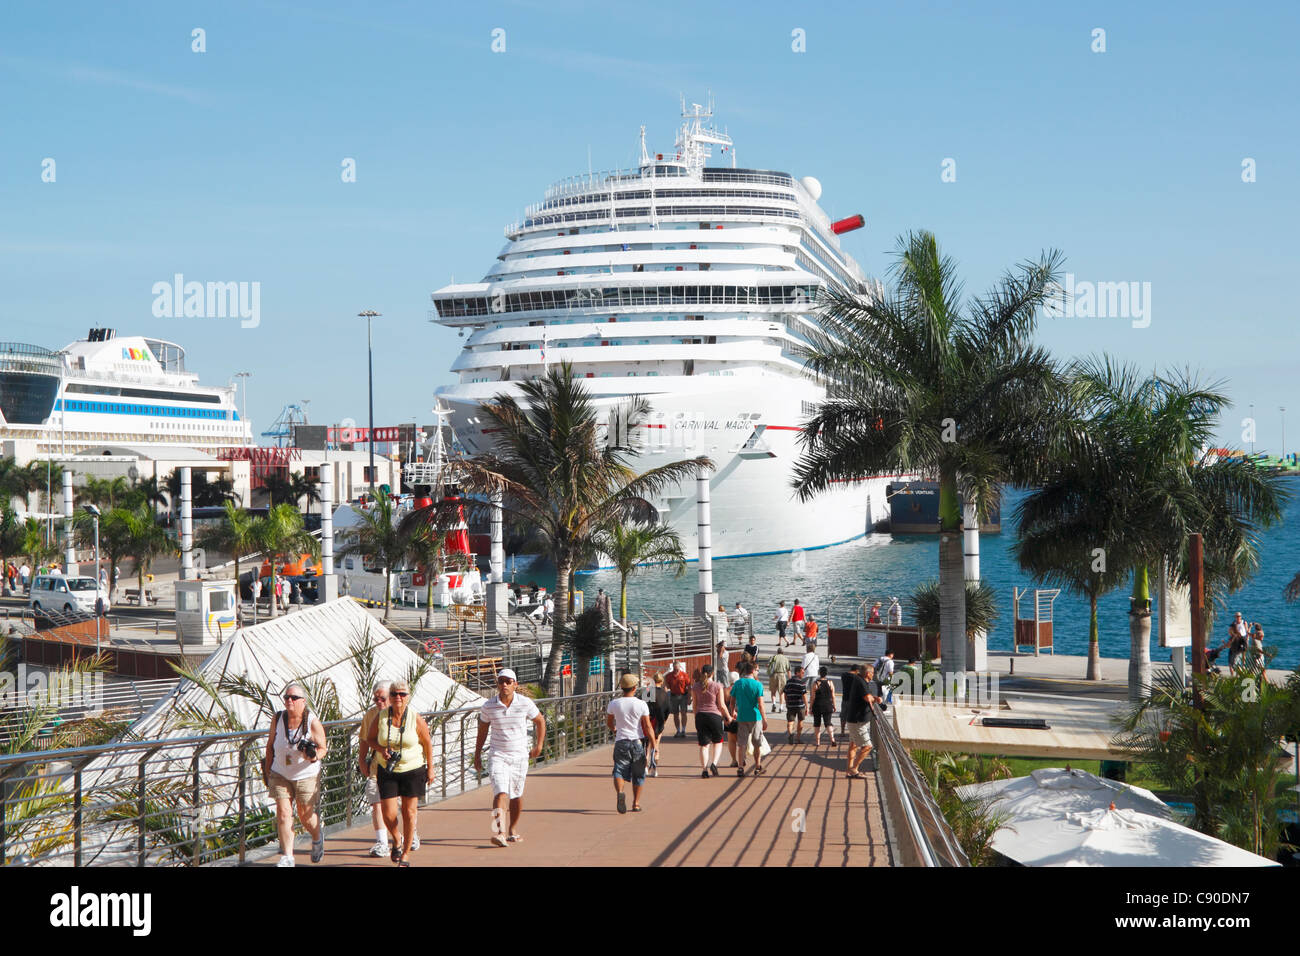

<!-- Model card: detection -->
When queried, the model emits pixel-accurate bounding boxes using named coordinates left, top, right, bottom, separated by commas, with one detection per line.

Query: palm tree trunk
left=937, top=470, right=966, bottom=675
left=543, top=553, right=572, bottom=695
left=619, top=573, right=628, bottom=624
left=424, top=578, right=434, bottom=628
left=1128, top=565, right=1151, bottom=699
left=382, top=566, right=391, bottom=622
left=269, top=564, right=278, bottom=619
left=575, top=654, right=590, bottom=695
left=1086, top=591, right=1101, bottom=680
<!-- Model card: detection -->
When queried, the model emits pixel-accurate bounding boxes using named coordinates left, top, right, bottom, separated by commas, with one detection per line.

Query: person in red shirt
left=664, top=662, right=693, bottom=738
left=791, top=599, right=806, bottom=640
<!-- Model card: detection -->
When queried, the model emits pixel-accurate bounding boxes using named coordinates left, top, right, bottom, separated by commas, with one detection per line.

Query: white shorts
left=365, top=776, right=381, bottom=805
left=489, top=754, right=529, bottom=800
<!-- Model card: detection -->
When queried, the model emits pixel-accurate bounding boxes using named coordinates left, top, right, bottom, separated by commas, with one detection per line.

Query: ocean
left=524, top=485, right=1300, bottom=670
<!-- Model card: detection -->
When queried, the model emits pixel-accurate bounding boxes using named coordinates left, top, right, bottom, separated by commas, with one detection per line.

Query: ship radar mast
left=674, top=95, right=735, bottom=174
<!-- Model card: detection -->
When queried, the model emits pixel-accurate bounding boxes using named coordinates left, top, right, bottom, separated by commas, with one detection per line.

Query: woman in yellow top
left=366, top=678, right=436, bottom=866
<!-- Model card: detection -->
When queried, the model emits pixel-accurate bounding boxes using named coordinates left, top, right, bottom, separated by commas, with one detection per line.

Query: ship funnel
left=830, top=215, right=865, bottom=235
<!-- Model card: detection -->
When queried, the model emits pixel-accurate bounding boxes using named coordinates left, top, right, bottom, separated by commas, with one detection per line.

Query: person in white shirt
left=774, top=600, right=791, bottom=647
left=802, top=647, right=821, bottom=695
left=731, top=601, right=750, bottom=638
left=606, top=673, right=657, bottom=814
left=888, top=596, right=903, bottom=627
left=473, top=668, right=546, bottom=846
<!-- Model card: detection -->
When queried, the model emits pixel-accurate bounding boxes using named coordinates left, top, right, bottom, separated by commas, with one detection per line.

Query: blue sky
left=2, top=0, right=1296, bottom=449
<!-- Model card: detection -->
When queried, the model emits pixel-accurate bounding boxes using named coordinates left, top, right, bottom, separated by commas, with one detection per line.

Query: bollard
left=1010, top=657, right=1014, bottom=676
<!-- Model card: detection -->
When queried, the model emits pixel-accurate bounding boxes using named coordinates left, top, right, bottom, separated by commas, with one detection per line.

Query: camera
left=296, top=738, right=318, bottom=759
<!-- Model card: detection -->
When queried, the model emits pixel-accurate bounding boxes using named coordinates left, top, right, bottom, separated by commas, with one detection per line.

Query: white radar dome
left=800, top=176, right=823, bottom=201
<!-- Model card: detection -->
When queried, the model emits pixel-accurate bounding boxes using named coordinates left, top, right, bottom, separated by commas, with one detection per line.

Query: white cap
left=497, top=668, right=517, bottom=682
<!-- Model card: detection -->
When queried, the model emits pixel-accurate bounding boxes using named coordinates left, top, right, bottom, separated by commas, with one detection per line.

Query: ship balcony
left=450, top=340, right=800, bottom=374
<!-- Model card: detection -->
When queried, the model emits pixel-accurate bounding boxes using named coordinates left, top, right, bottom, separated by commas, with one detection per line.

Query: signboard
left=449, top=604, right=486, bottom=624
left=326, top=424, right=416, bottom=444
left=1160, top=582, right=1192, bottom=648
left=857, top=629, right=887, bottom=659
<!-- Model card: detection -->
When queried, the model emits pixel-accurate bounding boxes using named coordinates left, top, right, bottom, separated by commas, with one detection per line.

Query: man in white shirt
left=888, top=596, right=903, bottom=627
left=774, top=600, right=790, bottom=646
left=606, top=673, right=657, bottom=814
left=474, top=668, right=547, bottom=847
left=731, top=601, right=750, bottom=638
left=802, top=647, right=820, bottom=695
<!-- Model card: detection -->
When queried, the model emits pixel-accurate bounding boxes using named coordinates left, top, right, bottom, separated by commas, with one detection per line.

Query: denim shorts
left=612, top=739, right=646, bottom=784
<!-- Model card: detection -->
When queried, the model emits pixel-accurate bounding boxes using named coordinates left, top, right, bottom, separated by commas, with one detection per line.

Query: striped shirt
left=783, top=678, right=809, bottom=710
left=479, top=693, right=541, bottom=758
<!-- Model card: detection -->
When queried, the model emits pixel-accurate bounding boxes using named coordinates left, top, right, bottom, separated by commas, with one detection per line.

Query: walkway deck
left=273, top=714, right=890, bottom=867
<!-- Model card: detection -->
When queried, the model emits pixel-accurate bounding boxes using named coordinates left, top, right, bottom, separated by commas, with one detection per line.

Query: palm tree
left=163, top=469, right=241, bottom=511
left=0, top=456, right=36, bottom=511
left=556, top=607, right=615, bottom=696
left=591, top=521, right=687, bottom=630
left=260, top=472, right=294, bottom=507
left=910, top=579, right=999, bottom=643
left=337, top=490, right=410, bottom=621
left=118, top=508, right=174, bottom=599
left=129, top=474, right=170, bottom=516
left=195, top=501, right=260, bottom=597
left=793, top=231, right=1070, bottom=673
left=77, top=475, right=131, bottom=510
left=22, top=517, right=58, bottom=572
left=1039, top=360, right=1288, bottom=698
left=289, top=473, right=322, bottom=513
left=0, top=507, right=24, bottom=596
left=250, top=504, right=318, bottom=619
left=434, top=364, right=709, bottom=695
left=403, top=520, right=445, bottom=628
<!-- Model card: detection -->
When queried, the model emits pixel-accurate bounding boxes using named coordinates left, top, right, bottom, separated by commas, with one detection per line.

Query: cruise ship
left=0, top=329, right=252, bottom=454
left=430, top=103, right=910, bottom=560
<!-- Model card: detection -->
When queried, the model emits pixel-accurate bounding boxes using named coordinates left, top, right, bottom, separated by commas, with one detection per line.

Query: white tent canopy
left=956, top=768, right=1278, bottom=867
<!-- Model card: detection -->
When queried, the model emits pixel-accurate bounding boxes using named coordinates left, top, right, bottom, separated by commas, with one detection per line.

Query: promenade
left=277, top=713, right=890, bottom=867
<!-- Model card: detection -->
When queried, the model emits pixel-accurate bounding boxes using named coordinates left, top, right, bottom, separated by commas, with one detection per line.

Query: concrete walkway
left=284, top=713, right=889, bottom=868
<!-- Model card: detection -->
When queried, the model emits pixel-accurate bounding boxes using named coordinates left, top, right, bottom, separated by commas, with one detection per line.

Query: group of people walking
left=263, top=609, right=893, bottom=866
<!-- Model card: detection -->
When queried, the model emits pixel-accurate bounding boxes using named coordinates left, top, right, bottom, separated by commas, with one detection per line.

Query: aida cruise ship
left=431, top=103, right=907, bottom=560
left=0, top=329, right=251, bottom=453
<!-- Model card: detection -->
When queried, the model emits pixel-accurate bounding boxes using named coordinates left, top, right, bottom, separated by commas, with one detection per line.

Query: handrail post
left=74, top=768, right=84, bottom=867
left=190, top=741, right=213, bottom=866
left=440, top=718, right=448, bottom=798
left=238, top=742, right=249, bottom=864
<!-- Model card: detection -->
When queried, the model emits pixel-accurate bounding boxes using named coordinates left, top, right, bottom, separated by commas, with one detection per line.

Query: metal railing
left=871, top=701, right=969, bottom=867
left=0, top=691, right=615, bottom=867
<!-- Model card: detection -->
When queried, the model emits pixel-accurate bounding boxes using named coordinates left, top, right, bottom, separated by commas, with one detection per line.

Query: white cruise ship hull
left=437, top=376, right=906, bottom=562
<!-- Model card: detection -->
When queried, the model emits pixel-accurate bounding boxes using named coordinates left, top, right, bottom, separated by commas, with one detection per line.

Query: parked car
left=28, top=574, right=111, bottom=617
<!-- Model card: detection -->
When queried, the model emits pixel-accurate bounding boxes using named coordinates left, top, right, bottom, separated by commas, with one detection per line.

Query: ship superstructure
left=430, top=102, right=906, bottom=560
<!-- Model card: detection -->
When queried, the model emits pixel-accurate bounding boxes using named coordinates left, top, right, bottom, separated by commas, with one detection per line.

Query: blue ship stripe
left=54, top=399, right=234, bottom=421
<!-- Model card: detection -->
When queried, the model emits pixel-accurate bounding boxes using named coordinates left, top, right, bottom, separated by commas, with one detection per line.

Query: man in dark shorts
left=783, top=664, right=809, bottom=744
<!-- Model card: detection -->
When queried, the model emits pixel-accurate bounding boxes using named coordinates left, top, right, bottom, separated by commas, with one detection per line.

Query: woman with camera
left=263, top=683, right=328, bottom=868
left=366, top=678, right=436, bottom=866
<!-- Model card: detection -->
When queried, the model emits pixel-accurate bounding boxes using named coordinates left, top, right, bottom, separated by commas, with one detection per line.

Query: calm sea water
left=524, top=485, right=1300, bottom=670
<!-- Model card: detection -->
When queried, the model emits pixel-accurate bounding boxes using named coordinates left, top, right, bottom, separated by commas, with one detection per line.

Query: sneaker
left=410, top=834, right=420, bottom=851
left=310, top=836, right=325, bottom=863
left=277, top=855, right=295, bottom=868
left=368, top=842, right=389, bottom=858
left=652, top=768, right=659, bottom=777
left=491, top=833, right=508, bottom=847
left=702, top=770, right=711, bottom=779
left=709, top=764, right=719, bottom=777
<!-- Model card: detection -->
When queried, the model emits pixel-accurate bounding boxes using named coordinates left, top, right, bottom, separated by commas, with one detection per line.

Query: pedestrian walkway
left=282, top=714, right=889, bottom=867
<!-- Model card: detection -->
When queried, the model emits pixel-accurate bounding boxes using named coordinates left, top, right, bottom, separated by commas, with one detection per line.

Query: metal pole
left=180, top=466, right=193, bottom=581
left=358, top=311, right=381, bottom=490
left=696, top=465, right=712, bottom=596
left=94, top=515, right=101, bottom=654
left=1190, top=533, right=1205, bottom=710
left=62, top=469, right=75, bottom=571
left=320, top=466, right=333, bottom=576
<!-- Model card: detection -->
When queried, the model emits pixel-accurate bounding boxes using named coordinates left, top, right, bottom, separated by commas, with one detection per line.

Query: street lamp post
left=1250, top=403, right=1255, bottom=456
left=358, top=311, right=382, bottom=490
left=83, top=504, right=101, bottom=652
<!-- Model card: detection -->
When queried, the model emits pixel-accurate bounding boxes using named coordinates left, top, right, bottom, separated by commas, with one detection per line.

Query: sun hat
left=619, top=673, right=640, bottom=690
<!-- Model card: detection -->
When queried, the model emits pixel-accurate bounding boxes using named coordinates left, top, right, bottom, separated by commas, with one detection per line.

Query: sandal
left=507, top=834, right=523, bottom=843
left=398, top=860, right=410, bottom=867
left=845, top=770, right=866, bottom=779
left=390, top=845, right=401, bottom=862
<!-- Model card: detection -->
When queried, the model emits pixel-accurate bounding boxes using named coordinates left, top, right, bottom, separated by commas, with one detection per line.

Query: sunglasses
left=392, top=691, right=409, bottom=698
left=497, top=678, right=514, bottom=684
left=284, top=695, right=303, bottom=701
